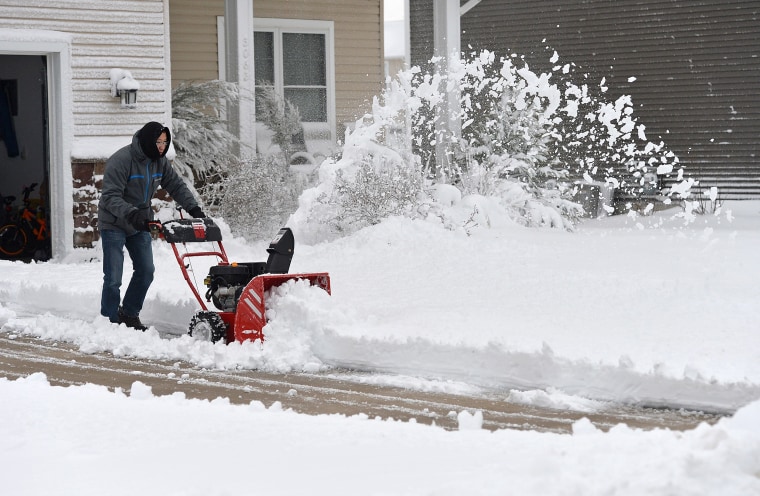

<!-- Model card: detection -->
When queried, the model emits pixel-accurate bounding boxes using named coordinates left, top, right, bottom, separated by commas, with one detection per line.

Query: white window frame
left=255, top=18, right=335, bottom=131
left=217, top=17, right=336, bottom=142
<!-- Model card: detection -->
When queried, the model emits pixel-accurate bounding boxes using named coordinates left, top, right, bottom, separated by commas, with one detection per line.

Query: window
left=217, top=17, right=336, bottom=157
left=253, top=20, right=333, bottom=125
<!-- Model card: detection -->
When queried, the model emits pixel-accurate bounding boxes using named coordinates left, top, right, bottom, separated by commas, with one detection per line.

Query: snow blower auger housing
left=158, top=218, right=330, bottom=344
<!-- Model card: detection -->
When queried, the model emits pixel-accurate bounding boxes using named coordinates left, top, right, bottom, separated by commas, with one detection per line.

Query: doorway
left=0, top=54, right=51, bottom=260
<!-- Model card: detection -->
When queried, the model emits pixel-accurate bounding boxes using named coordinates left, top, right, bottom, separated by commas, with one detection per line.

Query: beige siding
left=169, top=0, right=384, bottom=133
left=0, top=0, right=171, bottom=140
left=168, top=0, right=224, bottom=83
left=255, top=0, right=384, bottom=127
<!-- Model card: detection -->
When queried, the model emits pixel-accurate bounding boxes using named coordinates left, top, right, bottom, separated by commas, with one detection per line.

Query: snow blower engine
left=157, top=218, right=330, bottom=344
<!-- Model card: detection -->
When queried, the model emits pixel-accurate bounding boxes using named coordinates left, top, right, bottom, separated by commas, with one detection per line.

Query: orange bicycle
left=0, top=183, right=50, bottom=260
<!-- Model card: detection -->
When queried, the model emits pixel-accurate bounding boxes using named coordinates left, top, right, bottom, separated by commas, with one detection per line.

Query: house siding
left=168, top=0, right=223, bottom=83
left=410, top=0, right=760, bottom=200
left=409, top=0, right=434, bottom=72
left=169, top=0, right=384, bottom=136
left=0, top=0, right=172, bottom=141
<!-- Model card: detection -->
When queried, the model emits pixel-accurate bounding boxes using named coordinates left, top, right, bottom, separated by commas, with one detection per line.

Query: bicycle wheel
left=0, top=224, right=27, bottom=257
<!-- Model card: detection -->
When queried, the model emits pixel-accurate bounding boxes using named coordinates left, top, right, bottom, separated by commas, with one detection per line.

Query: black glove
left=126, top=208, right=150, bottom=231
left=188, top=206, right=206, bottom=218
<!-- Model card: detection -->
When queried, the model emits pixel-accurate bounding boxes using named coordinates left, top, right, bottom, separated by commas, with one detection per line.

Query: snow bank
left=1, top=373, right=758, bottom=496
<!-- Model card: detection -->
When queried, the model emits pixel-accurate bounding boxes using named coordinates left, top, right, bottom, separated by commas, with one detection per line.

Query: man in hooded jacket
left=98, top=121, right=205, bottom=330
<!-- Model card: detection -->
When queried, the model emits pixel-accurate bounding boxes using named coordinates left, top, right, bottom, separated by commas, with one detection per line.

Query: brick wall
left=71, top=160, right=102, bottom=248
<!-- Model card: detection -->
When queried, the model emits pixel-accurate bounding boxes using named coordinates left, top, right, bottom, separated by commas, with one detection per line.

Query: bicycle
left=0, top=183, right=51, bottom=260
left=1, top=191, right=17, bottom=225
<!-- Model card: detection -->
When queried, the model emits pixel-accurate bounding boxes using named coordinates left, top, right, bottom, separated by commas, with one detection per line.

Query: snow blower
left=155, top=218, right=330, bottom=344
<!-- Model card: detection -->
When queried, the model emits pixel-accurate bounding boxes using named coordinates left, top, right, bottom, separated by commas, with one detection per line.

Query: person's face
left=156, top=132, right=168, bottom=153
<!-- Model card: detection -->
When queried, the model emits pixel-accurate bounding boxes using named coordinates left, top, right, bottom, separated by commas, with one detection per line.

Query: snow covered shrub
left=326, top=154, right=424, bottom=229
left=455, top=52, right=563, bottom=188
left=288, top=48, right=690, bottom=243
left=255, top=85, right=302, bottom=163
left=291, top=101, right=427, bottom=241
left=217, top=155, right=307, bottom=241
left=171, top=80, right=240, bottom=187
left=172, top=81, right=313, bottom=239
left=286, top=94, right=429, bottom=243
left=689, top=185, right=724, bottom=216
left=193, top=154, right=239, bottom=211
left=451, top=52, right=584, bottom=227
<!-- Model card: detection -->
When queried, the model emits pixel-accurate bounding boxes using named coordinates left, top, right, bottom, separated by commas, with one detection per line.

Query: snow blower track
left=0, top=332, right=722, bottom=433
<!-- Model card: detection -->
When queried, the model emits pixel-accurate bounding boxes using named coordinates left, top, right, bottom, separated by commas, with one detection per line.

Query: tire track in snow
left=0, top=331, right=722, bottom=433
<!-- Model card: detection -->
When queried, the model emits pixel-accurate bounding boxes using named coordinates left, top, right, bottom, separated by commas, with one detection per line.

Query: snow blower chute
left=156, top=218, right=330, bottom=344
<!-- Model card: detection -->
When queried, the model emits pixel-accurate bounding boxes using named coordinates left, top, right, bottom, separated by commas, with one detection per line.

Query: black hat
left=138, top=121, right=171, bottom=159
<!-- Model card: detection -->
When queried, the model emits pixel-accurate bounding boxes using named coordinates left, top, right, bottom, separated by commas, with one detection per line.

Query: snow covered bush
left=288, top=48, right=694, bottom=243
left=323, top=154, right=424, bottom=230
left=255, top=85, right=302, bottom=164
left=171, top=80, right=240, bottom=187
left=288, top=96, right=429, bottom=241
left=450, top=51, right=584, bottom=227
left=171, top=80, right=315, bottom=240
left=217, top=155, right=308, bottom=241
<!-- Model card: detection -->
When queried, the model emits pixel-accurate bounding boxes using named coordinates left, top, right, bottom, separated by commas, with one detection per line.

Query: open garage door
left=0, top=54, right=51, bottom=261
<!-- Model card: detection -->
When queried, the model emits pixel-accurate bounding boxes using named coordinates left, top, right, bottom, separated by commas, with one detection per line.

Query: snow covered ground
left=1, top=201, right=759, bottom=495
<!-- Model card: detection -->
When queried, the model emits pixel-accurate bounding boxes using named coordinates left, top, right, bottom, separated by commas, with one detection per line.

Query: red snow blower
left=153, top=218, right=330, bottom=344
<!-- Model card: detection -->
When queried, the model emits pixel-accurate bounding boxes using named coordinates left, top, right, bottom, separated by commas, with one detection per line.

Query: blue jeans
left=100, top=229, right=154, bottom=323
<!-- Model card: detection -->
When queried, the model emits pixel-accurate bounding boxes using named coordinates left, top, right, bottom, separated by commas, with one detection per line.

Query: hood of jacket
left=135, top=121, right=171, bottom=160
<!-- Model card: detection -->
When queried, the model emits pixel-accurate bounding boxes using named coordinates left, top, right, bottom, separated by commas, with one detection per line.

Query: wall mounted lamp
left=109, top=68, right=140, bottom=109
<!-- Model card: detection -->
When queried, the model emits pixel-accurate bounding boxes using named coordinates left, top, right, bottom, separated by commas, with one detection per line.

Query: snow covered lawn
left=1, top=201, right=759, bottom=495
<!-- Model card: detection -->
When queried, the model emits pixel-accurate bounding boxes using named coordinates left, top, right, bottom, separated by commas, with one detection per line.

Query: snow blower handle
left=147, top=221, right=163, bottom=240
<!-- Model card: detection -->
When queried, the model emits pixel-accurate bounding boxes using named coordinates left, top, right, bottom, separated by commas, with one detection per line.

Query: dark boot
left=118, top=307, right=148, bottom=331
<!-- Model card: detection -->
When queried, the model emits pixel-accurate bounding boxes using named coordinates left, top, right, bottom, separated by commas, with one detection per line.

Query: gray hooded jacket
left=98, top=126, right=199, bottom=235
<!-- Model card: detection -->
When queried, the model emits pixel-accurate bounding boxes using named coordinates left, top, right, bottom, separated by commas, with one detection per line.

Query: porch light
left=109, top=68, right=140, bottom=109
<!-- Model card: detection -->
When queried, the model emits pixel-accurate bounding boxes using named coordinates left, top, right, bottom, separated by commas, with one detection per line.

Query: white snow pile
left=0, top=372, right=758, bottom=495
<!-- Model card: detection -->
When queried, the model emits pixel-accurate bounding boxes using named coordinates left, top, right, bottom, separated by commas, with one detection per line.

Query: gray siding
left=409, top=0, right=434, bottom=72
left=410, top=0, right=760, bottom=200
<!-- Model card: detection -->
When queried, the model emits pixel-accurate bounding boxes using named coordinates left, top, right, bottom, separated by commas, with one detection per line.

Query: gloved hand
left=126, top=208, right=150, bottom=231
left=189, top=206, right=206, bottom=218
